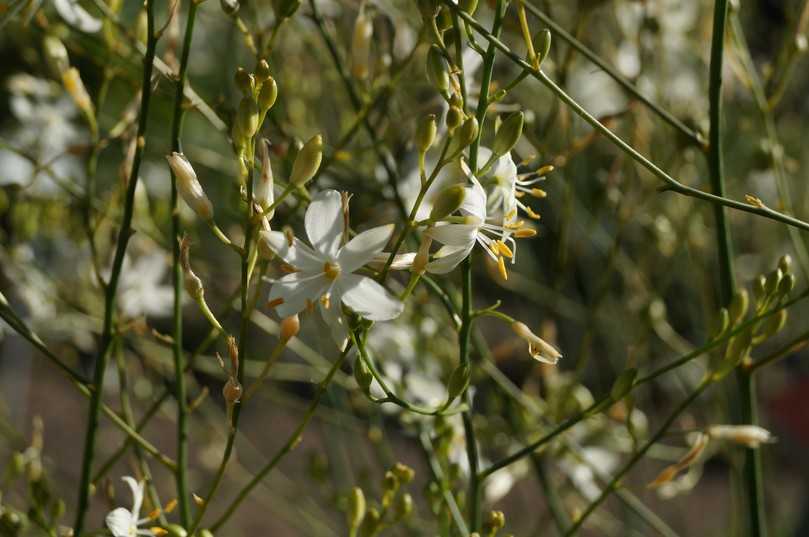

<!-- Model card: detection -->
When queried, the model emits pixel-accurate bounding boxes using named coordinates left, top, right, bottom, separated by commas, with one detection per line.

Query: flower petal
left=53, top=0, right=103, bottom=33
left=338, top=274, right=403, bottom=321
left=426, top=224, right=478, bottom=247
left=426, top=244, right=473, bottom=274
left=305, top=190, right=344, bottom=259
left=459, top=180, right=487, bottom=221
left=368, top=252, right=416, bottom=271
left=268, top=273, right=331, bottom=318
left=338, top=224, right=394, bottom=273
left=105, top=507, right=135, bottom=537
left=121, top=476, right=144, bottom=519
left=258, top=230, right=323, bottom=272
left=319, top=289, right=348, bottom=351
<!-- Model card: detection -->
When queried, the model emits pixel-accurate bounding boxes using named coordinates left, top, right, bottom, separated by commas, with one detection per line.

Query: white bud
left=351, top=9, right=373, bottom=80
left=707, top=425, right=776, bottom=448
left=511, top=321, right=562, bottom=364
left=166, top=152, right=214, bottom=221
left=256, top=139, right=275, bottom=213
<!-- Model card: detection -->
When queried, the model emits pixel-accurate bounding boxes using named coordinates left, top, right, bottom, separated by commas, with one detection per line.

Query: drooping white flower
left=105, top=477, right=156, bottom=537
left=260, top=190, right=404, bottom=349
left=707, top=425, right=776, bottom=448
left=511, top=321, right=562, bottom=365
left=53, top=0, right=103, bottom=33
left=478, top=147, right=546, bottom=222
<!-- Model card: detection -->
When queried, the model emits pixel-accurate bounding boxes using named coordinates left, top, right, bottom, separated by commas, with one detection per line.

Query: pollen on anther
left=497, top=256, right=508, bottom=280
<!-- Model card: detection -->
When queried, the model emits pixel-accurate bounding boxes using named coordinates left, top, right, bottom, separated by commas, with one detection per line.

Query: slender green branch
left=168, top=0, right=200, bottom=526
left=444, top=2, right=809, bottom=233
left=419, top=429, right=470, bottom=537
left=74, top=2, right=158, bottom=533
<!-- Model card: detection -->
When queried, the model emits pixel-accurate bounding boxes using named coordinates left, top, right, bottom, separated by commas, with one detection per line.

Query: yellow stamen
left=514, top=228, right=537, bottom=238
left=494, top=240, right=513, bottom=258
left=267, top=297, right=285, bottom=309
left=524, top=207, right=541, bottom=220
left=505, top=219, right=526, bottom=230
left=536, top=164, right=554, bottom=176
left=530, top=188, right=547, bottom=198
left=163, top=499, right=177, bottom=514
left=193, top=493, right=205, bottom=507
left=280, top=263, right=298, bottom=273
left=505, top=207, right=518, bottom=221
left=151, top=528, right=168, bottom=537
left=146, top=508, right=161, bottom=521
left=497, top=256, right=508, bottom=280
left=515, top=191, right=525, bottom=198
left=324, top=261, right=341, bottom=280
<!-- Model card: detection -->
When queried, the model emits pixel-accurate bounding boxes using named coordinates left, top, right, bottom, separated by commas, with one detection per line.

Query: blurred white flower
left=118, top=252, right=174, bottom=319
left=53, top=0, right=103, bottom=33
left=105, top=476, right=155, bottom=537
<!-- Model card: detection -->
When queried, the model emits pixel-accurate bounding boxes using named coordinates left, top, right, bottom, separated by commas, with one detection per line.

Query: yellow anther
left=146, top=508, right=161, bottom=521
left=151, top=528, right=168, bottom=537
left=163, top=499, right=177, bottom=514
left=495, top=240, right=513, bottom=259
left=320, top=293, right=331, bottom=309
left=505, top=219, right=526, bottom=230
left=280, top=263, right=298, bottom=273
left=497, top=256, right=508, bottom=280
left=324, top=261, right=341, bottom=280
left=524, top=207, right=541, bottom=220
left=514, top=228, right=537, bottom=238
left=504, top=207, right=518, bottom=221
left=515, top=191, right=525, bottom=198
left=530, top=188, right=547, bottom=198
left=536, top=164, right=554, bottom=176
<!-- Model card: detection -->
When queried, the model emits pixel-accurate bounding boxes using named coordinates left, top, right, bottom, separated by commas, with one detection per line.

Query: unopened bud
left=166, top=153, right=214, bottom=221
left=426, top=46, right=450, bottom=93
left=459, top=0, right=478, bottom=15
left=729, top=289, right=748, bottom=325
left=199, top=531, right=214, bottom=537
left=757, top=309, right=787, bottom=340
left=354, top=358, right=374, bottom=395
left=394, top=493, right=413, bottom=520
left=429, top=184, right=466, bottom=221
left=446, top=106, right=463, bottom=131
left=511, top=321, right=562, bottom=364
left=220, top=0, right=239, bottom=15
left=62, top=68, right=95, bottom=122
left=778, top=273, right=796, bottom=296
left=273, top=0, right=301, bottom=19
left=392, top=463, right=415, bottom=484
left=446, top=362, right=471, bottom=403
left=778, top=254, right=793, bottom=274
left=255, top=59, right=271, bottom=83
left=707, top=425, right=775, bottom=448
left=256, top=139, right=275, bottom=212
left=347, top=487, right=366, bottom=531
left=43, top=35, right=70, bottom=75
left=535, top=29, right=551, bottom=65
left=492, top=111, right=524, bottom=158
left=258, top=76, right=278, bottom=112
left=753, top=274, right=766, bottom=301
left=483, top=510, right=505, bottom=533
left=290, top=134, right=323, bottom=186
left=764, top=268, right=783, bottom=296
left=223, top=378, right=242, bottom=404
left=416, top=114, right=437, bottom=152
left=279, top=314, right=300, bottom=343
left=351, top=9, right=374, bottom=80
left=234, top=67, right=255, bottom=96
left=236, top=97, right=259, bottom=139
left=610, top=368, right=637, bottom=401
left=164, top=524, right=188, bottom=537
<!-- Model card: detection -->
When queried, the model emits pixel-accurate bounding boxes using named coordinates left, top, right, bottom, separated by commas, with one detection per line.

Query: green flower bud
left=764, top=268, right=783, bottom=297
left=426, top=46, right=450, bottom=93
left=354, top=357, right=373, bottom=395
left=234, top=67, right=255, bottom=96
left=395, top=493, right=413, bottom=520
left=458, top=116, right=479, bottom=147
left=255, top=59, right=271, bottom=83
left=758, top=309, right=787, bottom=341
left=492, top=111, right=524, bottom=158
left=429, top=184, right=466, bottom=221
left=347, top=487, right=366, bottom=532
left=729, top=289, right=748, bottom=326
left=446, top=106, right=463, bottom=131
left=164, top=524, right=188, bottom=537
left=258, top=76, right=278, bottom=112
left=236, top=97, right=259, bottom=139
left=273, top=0, right=301, bottom=19
left=290, top=134, right=323, bottom=186
left=446, top=362, right=471, bottom=403
left=43, top=35, right=69, bottom=75
left=416, top=114, right=437, bottom=152
left=753, top=274, right=766, bottom=302
left=220, top=0, right=239, bottom=16
left=715, top=329, right=753, bottom=380
left=199, top=530, right=215, bottom=537
left=392, top=462, right=415, bottom=484
left=778, top=254, right=793, bottom=274
left=483, top=510, right=506, bottom=533
left=360, top=507, right=381, bottom=537
left=535, top=29, right=552, bottom=65
left=459, top=0, right=478, bottom=15
left=436, top=7, right=452, bottom=31
left=609, top=368, right=637, bottom=401
left=778, top=273, right=796, bottom=296
left=712, top=307, right=730, bottom=338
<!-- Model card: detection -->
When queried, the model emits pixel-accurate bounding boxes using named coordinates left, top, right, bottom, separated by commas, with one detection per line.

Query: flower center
left=323, top=261, right=341, bottom=280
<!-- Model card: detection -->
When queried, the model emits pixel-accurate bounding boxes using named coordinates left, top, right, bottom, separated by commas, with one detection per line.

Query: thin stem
left=747, top=328, right=809, bottom=373
left=168, top=0, right=199, bottom=527
left=209, top=347, right=351, bottom=532
left=445, top=2, right=809, bottom=233
left=73, top=2, right=157, bottom=533
left=419, top=429, right=470, bottom=537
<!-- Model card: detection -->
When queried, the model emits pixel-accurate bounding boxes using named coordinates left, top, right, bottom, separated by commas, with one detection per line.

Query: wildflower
left=511, top=321, right=562, bottom=364
left=478, top=147, right=547, bottom=222
left=105, top=477, right=160, bottom=536
left=649, top=432, right=708, bottom=488
left=707, top=425, right=775, bottom=448
left=260, top=190, right=403, bottom=349
left=53, top=0, right=103, bottom=33
left=166, top=152, right=214, bottom=221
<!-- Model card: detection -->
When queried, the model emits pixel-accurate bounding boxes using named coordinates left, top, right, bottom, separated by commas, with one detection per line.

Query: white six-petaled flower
left=260, top=190, right=404, bottom=350
left=105, top=476, right=155, bottom=537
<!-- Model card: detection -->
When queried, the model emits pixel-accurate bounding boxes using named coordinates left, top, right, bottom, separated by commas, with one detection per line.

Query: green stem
left=73, top=2, right=157, bottom=533
left=168, top=0, right=199, bottom=527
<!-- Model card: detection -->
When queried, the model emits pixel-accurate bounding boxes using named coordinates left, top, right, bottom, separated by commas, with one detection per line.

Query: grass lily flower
left=105, top=476, right=158, bottom=537
left=479, top=147, right=547, bottom=222
left=260, top=190, right=403, bottom=349
left=707, top=425, right=776, bottom=448
left=511, top=321, right=562, bottom=364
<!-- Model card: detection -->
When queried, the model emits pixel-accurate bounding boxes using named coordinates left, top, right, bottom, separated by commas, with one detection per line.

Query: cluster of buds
left=347, top=463, right=415, bottom=536
left=218, top=336, right=243, bottom=425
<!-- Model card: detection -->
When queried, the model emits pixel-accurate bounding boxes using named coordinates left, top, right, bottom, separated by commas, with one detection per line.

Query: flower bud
left=62, top=68, right=95, bottom=122
left=279, top=314, right=300, bottom=343
left=416, top=114, right=437, bottom=152
left=354, top=357, right=374, bottom=395
left=446, top=106, right=463, bottom=131
left=258, top=76, right=278, bottom=112
left=392, top=462, right=415, bottom=484
left=648, top=432, right=708, bottom=488
left=715, top=328, right=752, bottom=379
left=347, top=487, right=366, bottom=532
left=236, top=97, right=259, bottom=140
left=164, top=524, right=188, bottom=537
left=778, top=273, right=796, bottom=296
left=492, top=111, right=524, bottom=158
left=351, top=9, right=374, bottom=80
left=166, top=153, right=214, bottom=221
left=446, top=362, right=471, bottom=403
left=757, top=308, right=787, bottom=340
left=707, top=425, right=775, bottom=448
left=512, top=321, right=562, bottom=364
left=753, top=274, right=766, bottom=302
left=199, top=531, right=214, bottom=537
left=459, top=0, right=478, bottom=15
left=535, top=29, right=552, bottom=65
left=711, top=307, right=730, bottom=338
left=220, top=0, right=239, bottom=15
left=43, top=35, right=70, bottom=75
left=426, top=46, right=450, bottom=93
left=256, top=139, right=275, bottom=212
left=778, top=254, right=793, bottom=274
left=234, top=67, right=255, bottom=96
left=609, top=368, right=637, bottom=401
left=273, top=0, right=301, bottom=19
left=223, top=378, right=242, bottom=405
left=764, top=268, right=783, bottom=296
left=394, top=492, right=413, bottom=520
left=290, top=134, right=323, bottom=186
left=429, top=184, right=466, bottom=221
left=728, top=288, right=748, bottom=325
left=255, top=59, right=271, bottom=83
left=483, top=510, right=505, bottom=533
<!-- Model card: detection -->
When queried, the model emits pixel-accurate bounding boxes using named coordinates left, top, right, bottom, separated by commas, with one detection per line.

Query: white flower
left=424, top=175, right=518, bottom=278
left=478, top=147, right=545, bottom=222
left=118, top=251, right=174, bottom=318
left=105, top=477, right=155, bottom=537
left=511, top=321, right=562, bottom=364
left=707, top=425, right=776, bottom=448
left=53, top=0, right=103, bottom=33
left=260, top=190, right=404, bottom=349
